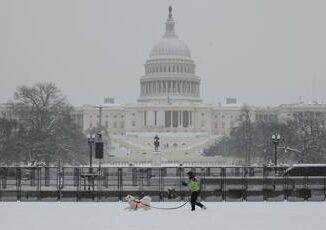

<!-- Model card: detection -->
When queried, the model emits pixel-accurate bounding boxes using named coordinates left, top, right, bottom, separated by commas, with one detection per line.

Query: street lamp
left=87, top=134, right=96, bottom=173
left=271, top=134, right=281, bottom=170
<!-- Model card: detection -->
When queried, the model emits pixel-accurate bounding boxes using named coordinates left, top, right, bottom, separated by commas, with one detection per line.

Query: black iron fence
left=0, top=166, right=325, bottom=201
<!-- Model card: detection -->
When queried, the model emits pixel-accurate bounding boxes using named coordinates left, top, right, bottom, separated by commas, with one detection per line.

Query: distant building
left=226, top=98, right=237, bottom=105
left=104, top=97, right=115, bottom=104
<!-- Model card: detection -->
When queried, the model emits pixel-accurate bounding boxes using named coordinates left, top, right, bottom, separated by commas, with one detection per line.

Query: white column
left=192, top=82, right=195, bottom=96
left=178, top=81, right=181, bottom=94
left=188, top=82, right=190, bottom=95
left=160, top=81, right=163, bottom=95
left=143, top=83, right=145, bottom=96
left=178, top=111, right=181, bottom=127
left=197, top=83, right=199, bottom=96
left=153, top=81, right=155, bottom=94
left=147, top=82, right=150, bottom=95
left=153, top=81, right=156, bottom=94
left=141, top=83, right=143, bottom=96
left=149, top=82, right=151, bottom=95
left=145, top=82, right=147, bottom=95
left=188, top=111, right=192, bottom=127
left=155, top=81, right=158, bottom=94
left=183, top=81, right=186, bottom=95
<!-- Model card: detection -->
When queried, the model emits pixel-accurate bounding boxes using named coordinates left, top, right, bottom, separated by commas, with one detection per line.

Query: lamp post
left=271, top=134, right=281, bottom=172
left=87, top=134, right=96, bottom=173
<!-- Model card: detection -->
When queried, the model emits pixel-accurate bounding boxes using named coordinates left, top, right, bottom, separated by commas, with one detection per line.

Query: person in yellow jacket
left=183, top=171, right=207, bottom=211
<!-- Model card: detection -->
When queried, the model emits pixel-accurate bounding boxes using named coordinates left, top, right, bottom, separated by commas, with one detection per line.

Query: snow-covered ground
left=0, top=202, right=325, bottom=230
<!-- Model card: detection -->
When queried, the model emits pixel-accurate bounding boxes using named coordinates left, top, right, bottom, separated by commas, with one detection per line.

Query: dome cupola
left=149, top=6, right=191, bottom=59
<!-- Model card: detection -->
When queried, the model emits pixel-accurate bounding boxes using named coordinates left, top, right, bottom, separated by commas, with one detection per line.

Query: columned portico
left=143, top=109, right=193, bottom=129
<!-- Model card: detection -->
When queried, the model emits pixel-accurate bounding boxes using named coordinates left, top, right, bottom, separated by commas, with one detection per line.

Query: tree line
left=205, top=106, right=326, bottom=165
left=0, top=82, right=88, bottom=165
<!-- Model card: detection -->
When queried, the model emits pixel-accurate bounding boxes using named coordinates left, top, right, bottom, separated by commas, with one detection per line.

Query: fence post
left=304, top=175, right=309, bottom=201
left=221, top=167, right=226, bottom=201
left=73, top=168, right=79, bottom=187
left=132, top=168, right=137, bottom=186
left=201, top=167, right=206, bottom=201
left=139, top=168, right=144, bottom=196
left=146, top=168, right=151, bottom=186
left=75, top=168, right=80, bottom=202
left=45, top=167, right=50, bottom=187
left=1, top=167, right=7, bottom=189
left=159, top=168, right=165, bottom=201
left=103, top=168, right=109, bottom=188
left=98, top=166, right=102, bottom=201
left=263, top=166, right=266, bottom=201
left=179, top=167, right=184, bottom=201
left=242, top=167, right=247, bottom=201
left=283, top=172, right=288, bottom=201
left=37, top=167, right=41, bottom=200
left=30, top=167, right=35, bottom=187
left=57, top=163, right=62, bottom=201
left=16, top=167, right=21, bottom=201
left=118, top=168, right=122, bottom=201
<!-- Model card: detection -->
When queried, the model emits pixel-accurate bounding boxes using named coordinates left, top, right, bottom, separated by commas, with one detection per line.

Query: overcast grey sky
left=0, top=0, right=325, bottom=106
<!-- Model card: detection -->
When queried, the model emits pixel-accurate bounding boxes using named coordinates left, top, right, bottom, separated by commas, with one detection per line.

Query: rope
left=143, top=200, right=189, bottom=210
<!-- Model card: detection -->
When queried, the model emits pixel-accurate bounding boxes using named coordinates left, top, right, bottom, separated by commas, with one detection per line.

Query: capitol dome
left=149, top=37, right=191, bottom=58
left=138, top=6, right=202, bottom=104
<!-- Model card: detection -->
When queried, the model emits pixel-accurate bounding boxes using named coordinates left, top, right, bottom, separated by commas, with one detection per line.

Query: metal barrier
left=0, top=166, right=325, bottom=201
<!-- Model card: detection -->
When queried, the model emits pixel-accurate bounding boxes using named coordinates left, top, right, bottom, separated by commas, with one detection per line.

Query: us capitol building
left=79, top=7, right=245, bottom=163
left=71, top=7, right=325, bottom=163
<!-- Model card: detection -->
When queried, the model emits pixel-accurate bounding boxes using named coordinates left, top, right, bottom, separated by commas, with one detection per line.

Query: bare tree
left=2, top=82, right=88, bottom=164
left=284, top=112, right=326, bottom=163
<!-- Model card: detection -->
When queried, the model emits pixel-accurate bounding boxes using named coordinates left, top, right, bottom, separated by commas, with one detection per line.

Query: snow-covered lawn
left=0, top=202, right=325, bottom=230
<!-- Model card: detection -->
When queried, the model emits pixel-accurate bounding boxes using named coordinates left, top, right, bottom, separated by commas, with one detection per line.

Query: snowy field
left=0, top=202, right=325, bottom=230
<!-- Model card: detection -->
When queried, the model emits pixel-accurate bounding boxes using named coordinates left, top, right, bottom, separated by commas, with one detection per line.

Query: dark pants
left=190, top=191, right=203, bottom=210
